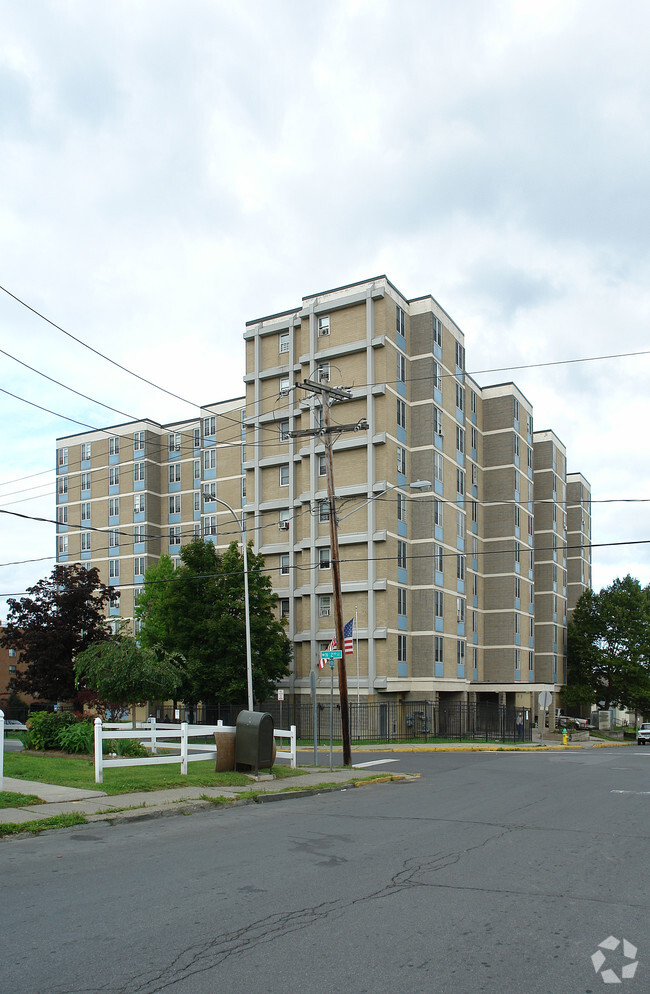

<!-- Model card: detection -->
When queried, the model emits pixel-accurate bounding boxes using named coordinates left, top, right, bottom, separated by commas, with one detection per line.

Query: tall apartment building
left=56, top=275, right=591, bottom=716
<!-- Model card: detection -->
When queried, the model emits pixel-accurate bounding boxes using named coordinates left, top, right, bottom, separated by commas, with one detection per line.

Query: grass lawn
left=0, top=790, right=44, bottom=809
left=0, top=813, right=87, bottom=837
left=3, top=752, right=303, bottom=796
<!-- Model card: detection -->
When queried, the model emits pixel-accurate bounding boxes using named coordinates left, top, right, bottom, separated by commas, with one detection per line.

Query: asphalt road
left=2, top=747, right=648, bottom=993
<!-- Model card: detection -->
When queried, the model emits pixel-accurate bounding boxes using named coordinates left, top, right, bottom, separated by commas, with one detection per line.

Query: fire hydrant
left=562, top=727, right=568, bottom=746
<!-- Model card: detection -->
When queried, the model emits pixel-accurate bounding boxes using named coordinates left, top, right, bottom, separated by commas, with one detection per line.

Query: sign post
left=310, top=669, right=318, bottom=766
left=321, top=651, right=342, bottom=770
left=538, top=690, right=552, bottom=745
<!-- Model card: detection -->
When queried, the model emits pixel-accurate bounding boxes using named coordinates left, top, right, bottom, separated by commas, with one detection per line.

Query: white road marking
left=611, top=790, right=650, bottom=795
left=352, top=759, right=400, bottom=769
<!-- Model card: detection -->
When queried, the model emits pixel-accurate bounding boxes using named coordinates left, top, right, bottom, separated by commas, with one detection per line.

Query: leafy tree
left=75, top=630, right=184, bottom=727
left=1, top=564, right=112, bottom=703
left=566, top=575, right=650, bottom=712
left=136, top=539, right=291, bottom=706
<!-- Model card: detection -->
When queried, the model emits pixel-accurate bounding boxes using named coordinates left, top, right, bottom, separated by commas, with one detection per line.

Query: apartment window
left=470, top=391, right=477, bottom=416
left=134, top=495, right=145, bottom=514
left=169, top=495, right=181, bottom=515
left=134, top=557, right=145, bottom=577
left=435, top=636, right=443, bottom=664
left=456, top=426, right=465, bottom=454
left=80, top=531, right=90, bottom=553
left=457, top=555, right=465, bottom=580
left=280, top=598, right=290, bottom=619
left=455, top=341, right=465, bottom=370
left=57, top=476, right=68, bottom=495
left=194, top=428, right=201, bottom=448
left=456, top=382, right=464, bottom=413
left=203, top=515, right=217, bottom=536
left=515, top=541, right=521, bottom=565
left=319, top=547, right=331, bottom=570
left=193, top=459, right=200, bottom=480
left=529, top=616, right=534, bottom=639
left=397, top=540, right=407, bottom=570
left=134, top=461, right=145, bottom=483
left=397, top=446, right=406, bottom=476
left=456, top=597, right=465, bottom=623
left=514, top=434, right=520, bottom=459
left=397, top=492, right=406, bottom=522
left=513, top=397, right=520, bottom=422
left=319, top=500, right=330, bottom=523
left=472, top=573, right=478, bottom=597
left=169, top=464, right=181, bottom=484
left=203, top=415, right=216, bottom=437
left=433, top=406, right=443, bottom=436
left=203, top=482, right=216, bottom=500
left=318, top=314, right=330, bottom=336
left=529, top=584, right=534, bottom=607
left=134, top=524, right=145, bottom=543
left=472, top=536, right=478, bottom=558
left=529, top=651, right=534, bottom=673
left=78, top=501, right=89, bottom=523
left=397, top=634, right=407, bottom=664
left=456, top=509, right=465, bottom=541
left=57, top=506, right=68, bottom=525
left=169, top=432, right=181, bottom=453
left=279, top=331, right=290, bottom=354
left=434, top=452, right=443, bottom=486
left=204, top=448, right=216, bottom=471
left=57, top=535, right=68, bottom=555
left=109, top=437, right=120, bottom=457
left=169, top=526, right=181, bottom=547
left=514, top=504, right=520, bottom=529
left=109, top=497, right=119, bottom=517
left=527, top=446, right=533, bottom=471
left=395, top=304, right=405, bottom=337
left=397, top=353, right=406, bottom=384
left=280, top=554, right=290, bottom=576
left=456, top=468, right=465, bottom=495
left=515, top=576, right=521, bottom=600
left=318, top=454, right=327, bottom=477
left=193, top=492, right=200, bottom=513
left=133, top=431, right=145, bottom=450
left=471, top=500, right=478, bottom=524
left=434, top=544, right=444, bottom=573
left=109, top=591, right=120, bottom=611
left=109, top=467, right=119, bottom=487
left=457, top=640, right=466, bottom=668
left=109, top=529, right=119, bottom=548
left=279, top=464, right=290, bottom=486
left=109, top=559, right=119, bottom=579
left=80, top=442, right=91, bottom=461
left=279, top=376, right=290, bottom=397
left=434, top=498, right=443, bottom=528
left=398, top=588, right=407, bottom=616
left=80, top=472, right=91, bottom=492
left=279, top=509, right=290, bottom=530
left=471, top=463, right=478, bottom=488
left=432, top=360, right=441, bottom=391
left=514, top=613, right=520, bottom=635
left=319, top=595, right=331, bottom=618
left=435, top=590, right=443, bottom=619
left=471, top=426, right=478, bottom=451
left=280, top=420, right=290, bottom=441
left=194, top=522, right=201, bottom=539
left=397, top=399, right=406, bottom=430
left=514, top=468, right=519, bottom=494
left=317, top=362, right=330, bottom=384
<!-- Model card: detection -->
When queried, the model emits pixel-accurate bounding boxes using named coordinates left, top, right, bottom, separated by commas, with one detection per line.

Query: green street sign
left=321, top=650, right=342, bottom=659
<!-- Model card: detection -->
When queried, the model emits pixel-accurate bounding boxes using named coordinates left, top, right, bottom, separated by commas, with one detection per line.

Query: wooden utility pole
left=293, top=379, right=366, bottom=767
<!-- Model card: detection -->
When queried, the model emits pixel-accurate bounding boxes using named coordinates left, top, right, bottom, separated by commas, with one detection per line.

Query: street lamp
left=202, top=492, right=253, bottom=712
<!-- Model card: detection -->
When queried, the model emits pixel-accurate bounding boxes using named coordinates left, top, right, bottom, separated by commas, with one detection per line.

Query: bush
left=59, top=721, right=94, bottom=754
left=27, top=711, right=78, bottom=751
left=102, top=737, right=148, bottom=758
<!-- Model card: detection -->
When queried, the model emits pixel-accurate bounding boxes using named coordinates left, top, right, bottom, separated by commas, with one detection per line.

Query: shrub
left=102, top=737, right=148, bottom=758
left=27, top=711, right=78, bottom=751
left=59, top=721, right=94, bottom=754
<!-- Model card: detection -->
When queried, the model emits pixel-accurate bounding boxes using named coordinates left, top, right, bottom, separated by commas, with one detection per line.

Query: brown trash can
left=214, top=728, right=236, bottom=772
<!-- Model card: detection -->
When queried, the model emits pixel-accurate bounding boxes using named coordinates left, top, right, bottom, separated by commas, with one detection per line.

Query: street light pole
left=202, top=493, right=254, bottom=712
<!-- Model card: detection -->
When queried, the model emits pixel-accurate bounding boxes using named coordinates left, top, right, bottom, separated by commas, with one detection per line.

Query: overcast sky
left=1, top=0, right=649, bottom=620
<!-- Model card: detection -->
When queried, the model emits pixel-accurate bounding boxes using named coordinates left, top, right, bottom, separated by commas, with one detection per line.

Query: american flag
left=319, top=619, right=354, bottom=668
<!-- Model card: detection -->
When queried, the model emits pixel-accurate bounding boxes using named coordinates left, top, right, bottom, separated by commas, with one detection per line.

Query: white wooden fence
left=93, top=717, right=296, bottom=784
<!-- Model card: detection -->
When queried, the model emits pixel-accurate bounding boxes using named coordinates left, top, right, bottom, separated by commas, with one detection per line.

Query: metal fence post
left=94, top=717, right=103, bottom=784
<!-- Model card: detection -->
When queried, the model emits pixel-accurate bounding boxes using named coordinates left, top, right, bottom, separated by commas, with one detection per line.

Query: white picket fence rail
left=93, top=717, right=296, bottom=783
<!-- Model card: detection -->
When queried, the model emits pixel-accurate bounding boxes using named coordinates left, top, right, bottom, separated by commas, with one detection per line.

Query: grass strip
left=0, top=813, right=87, bottom=837
left=0, top=791, right=44, bottom=809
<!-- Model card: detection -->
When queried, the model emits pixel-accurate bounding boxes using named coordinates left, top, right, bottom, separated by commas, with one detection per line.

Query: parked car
left=3, top=718, right=28, bottom=731
left=637, top=723, right=650, bottom=745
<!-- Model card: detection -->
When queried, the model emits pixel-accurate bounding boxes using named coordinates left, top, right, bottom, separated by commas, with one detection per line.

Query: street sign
left=321, top=650, right=342, bottom=659
left=538, top=690, right=552, bottom=710
left=277, top=689, right=284, bottom=701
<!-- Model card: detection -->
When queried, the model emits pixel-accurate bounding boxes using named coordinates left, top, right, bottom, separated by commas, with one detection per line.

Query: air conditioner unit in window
left=279, top=521, right=290, bottom=530
left=320, top=607, right=331, bottom=617
left=318, top=370, right=329, bottom=383
left=436, top=427, right=444, bottom=437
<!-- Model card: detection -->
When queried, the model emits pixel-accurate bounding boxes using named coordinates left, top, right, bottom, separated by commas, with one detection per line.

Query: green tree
left=566, top=575, right=650, bottom=712
left=1, top=564, right=112, bottom=703
left=136, top=539, right=291, bottom=706
left=75, top=631, right=184, bottom=727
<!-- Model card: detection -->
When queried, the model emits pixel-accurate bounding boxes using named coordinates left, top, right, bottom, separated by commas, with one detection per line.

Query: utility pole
left=293, top=378, right=367, bottom=767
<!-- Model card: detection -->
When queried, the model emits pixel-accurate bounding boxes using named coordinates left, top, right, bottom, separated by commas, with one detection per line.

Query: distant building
left=57, top=275, right=592, bottom=718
